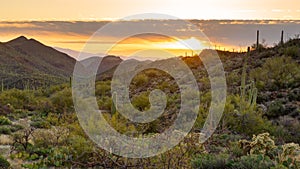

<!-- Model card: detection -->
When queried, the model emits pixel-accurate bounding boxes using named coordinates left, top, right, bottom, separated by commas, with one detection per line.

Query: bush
left=131, top=92, right=150, bottom=111
left=0, top=116, right=11, bottom=125
left=250, top=56, right=300, bottom=90
left=132, top=74, right=149, bottom=87
left=9, top=124, right=24, bottom=132
left=223, top=95, right=273, bottom=136
left=266, top=101, right=285, bottom=118
left=30, top=120, right=51, bottom=129
left=284, top=46, right=300, bottom=59
left=239, top=133, right=276, bottom=156
left=50, top=88, right=73, bottom=114
left=0, top=89, right=36, bottom=109
left=0, top=155, right=10, bottom=169
left=229, top=154, right=275, bottom=169
left=191, top=153, right=228, bottom=169
left=95, top=81, right=111, bottom=97
left=0, top=126, right=11, bottom=134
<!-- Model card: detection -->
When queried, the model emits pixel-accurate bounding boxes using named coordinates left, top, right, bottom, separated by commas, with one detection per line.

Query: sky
left=1, top=0, right=300, bottom=20
left=0, top=1, right=299, bottom=59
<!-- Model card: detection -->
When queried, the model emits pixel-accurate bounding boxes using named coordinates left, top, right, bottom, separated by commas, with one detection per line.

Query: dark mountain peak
left=103, top=55, right=122, bottom=61
left=7, top=36, right=29, bottom=45
left=15, top=35, right=28, bottom=41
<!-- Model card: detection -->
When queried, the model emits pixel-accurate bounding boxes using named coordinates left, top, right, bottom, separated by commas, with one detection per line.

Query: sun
left=153, top=37, right=207, bottom=52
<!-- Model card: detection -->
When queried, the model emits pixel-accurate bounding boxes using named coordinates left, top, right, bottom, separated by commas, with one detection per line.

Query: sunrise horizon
left=1, top=0, right=299, bottom=58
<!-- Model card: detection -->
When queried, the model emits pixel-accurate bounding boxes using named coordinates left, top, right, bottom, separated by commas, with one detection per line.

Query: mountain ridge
left=0, top=36, right=126, bottom=89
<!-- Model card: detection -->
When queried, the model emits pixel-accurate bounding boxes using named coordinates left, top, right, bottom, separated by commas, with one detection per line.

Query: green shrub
left=50, top=88, right=73, bottom=114
left=95, top=81, right=111, bottom=97
left=250, top=56, right=300, bottom=90
left=0, top=126, right=11, bottom=134
left=266, top=101, right=285, bottom=118
left=271, top=164, right=289, bottom=169
left=131, top=92, right=150, bottom=111
left=228, top=141, right=244, bottom=158
left=9, top=124, right=24, bottom=132
left=191, top=153, right=228, bottom=169
left=145, top=69, right=160, bottom=78
left=284, top=46, right=300, bottom=59
left=132, top=74, right=149, bottom=87
left=0, top=116, right=11, bottom=125
left=30, top=120, right=51, bottom=129
left=0, top=155, right=10, bottom=169
left=0, top=89, right=36, bottom=109
left=229, top=154, right=275, bottom=169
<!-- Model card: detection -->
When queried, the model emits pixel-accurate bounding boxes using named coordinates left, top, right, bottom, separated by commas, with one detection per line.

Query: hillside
left=0, top=36, right=125, bottom=89
left=0, top=36, right=76, bottom=89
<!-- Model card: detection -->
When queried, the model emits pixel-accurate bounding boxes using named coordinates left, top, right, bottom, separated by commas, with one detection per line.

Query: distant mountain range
left=0, top=36, right=123, bottom=89
left=53, top=47, right=105, bottom=60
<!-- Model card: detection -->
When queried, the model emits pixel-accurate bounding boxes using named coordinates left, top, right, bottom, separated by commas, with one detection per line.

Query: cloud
left=0, top=20, right=299, bottom=54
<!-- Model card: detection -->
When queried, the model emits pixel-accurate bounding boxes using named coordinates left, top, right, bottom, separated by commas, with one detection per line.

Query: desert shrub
left=131, top=92, right=150, bottom=111
left=132, top=74, right=149, bottom=87
left=0, top=89, right=36, bottom=109
left=223, top=95, right=273, bottom=136
left=35, top=98, right=53, bottom=115
left=228, top=154, right=275, bottom=169
left=95, top=81, right=111, bottom=97
left=108, top=112, right=137, bottom=134
left=277, top=116, right=300, bottom=143
left=145, top=69, right=160, bottom=78
left=266, top=101, right=285, bottom=118
left=239, top=133, right=276, bottom=156
left=227, top=71, right=241, bottom=88
left=288, top=88, right=300, bottom=101
left=250, top=56, right=300, bottom=90
left=50, top=88, right=74, bottom=114
left=191, top=153, right=229, bottom=169
left=227, top=141, right=244, bottom=158
left=21, top=147, right=72, bottom=168
left=271, top=164, right=289, bottom=169
left=284, top=46, right=300, bottom=59
left=277, top=143, right=300, bottom=168
left=97, top=96, right=112, bottom=110
left=0, top=155, right=10, bottom=169
left=238, top=133, right=300, bottom=168
left=6, top=109, right=30, bottom=121
left=0, top=126, right=11, bottom=134
left=30, top=120, right=51, bottom=129
left=9, top=124, right=24, bottom=132
left=0, top=116, right=11, bottom=125
left=0, top=124, right=23, bottom=134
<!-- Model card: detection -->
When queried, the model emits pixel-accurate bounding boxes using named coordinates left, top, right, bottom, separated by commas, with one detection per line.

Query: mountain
left=54, top=47, right=105, bottom=60
left=5, top=36, right=76, bottom=75
left=0, top=36, right=127, bottom=89
left=0, top=36, right=76, bottom=89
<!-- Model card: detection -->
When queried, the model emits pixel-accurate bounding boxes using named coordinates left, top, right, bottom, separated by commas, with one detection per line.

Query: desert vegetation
left=0, top=38, right=299, bottom=168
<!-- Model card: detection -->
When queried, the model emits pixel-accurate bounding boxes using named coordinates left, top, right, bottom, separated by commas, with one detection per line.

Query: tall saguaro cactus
left=281, top=30, right=284, bottom=45
left=239, top=47, right=258, bottom=113
left=256, top=30, right=260, bottom=50
left=111, top=92, right=117, bottom=114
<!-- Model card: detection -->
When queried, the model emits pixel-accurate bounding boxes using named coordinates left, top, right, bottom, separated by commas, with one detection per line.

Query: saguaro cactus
left=111, top=92, right=117, bottom=114
left=256, top=30, right=260, bottom=50
left=69, top=76, right=72, bottom=87
left=239, top=47, right=258, bottom=113
left=281, top=30, right=284, bottom=45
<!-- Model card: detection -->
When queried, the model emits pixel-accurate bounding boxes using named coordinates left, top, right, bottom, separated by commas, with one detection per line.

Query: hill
left=0, top=36, right=125, bottom=89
